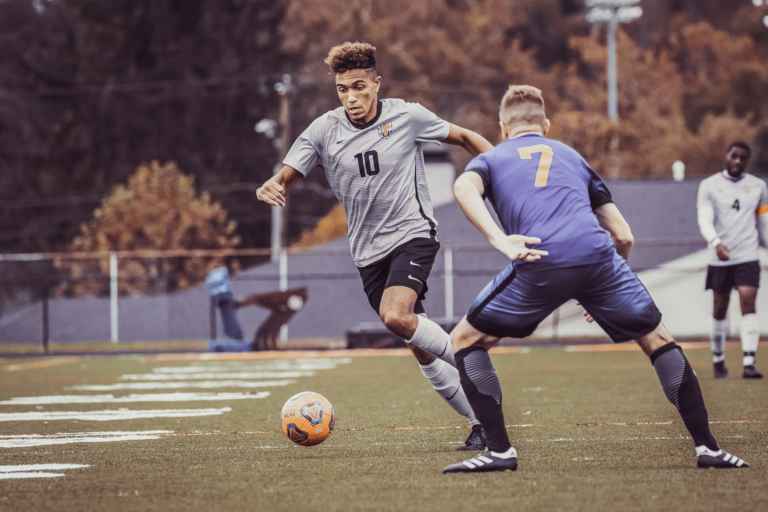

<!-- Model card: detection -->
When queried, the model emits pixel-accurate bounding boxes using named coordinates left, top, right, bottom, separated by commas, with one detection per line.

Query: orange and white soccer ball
left=281, top=391, right=335, bottom=446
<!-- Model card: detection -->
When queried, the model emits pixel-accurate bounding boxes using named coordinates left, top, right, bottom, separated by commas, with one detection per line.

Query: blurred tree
left=2, top=0, right=767, bottom=260
left=0, top=0, right=290, bottom=255
left=56, top=161, right=241, bottom=296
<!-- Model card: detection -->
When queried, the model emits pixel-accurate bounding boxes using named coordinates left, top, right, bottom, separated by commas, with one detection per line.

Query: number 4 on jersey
left=732, top=199, right=740, bottom=211
left=518, top=144, right=553, bottom=187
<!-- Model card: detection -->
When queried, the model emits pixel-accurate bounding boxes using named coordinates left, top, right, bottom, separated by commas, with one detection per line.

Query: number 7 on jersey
left=518, top=144, right=553, bottom=188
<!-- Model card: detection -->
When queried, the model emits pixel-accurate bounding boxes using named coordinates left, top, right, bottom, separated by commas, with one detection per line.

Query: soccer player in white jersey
left=256, top=42, right=493, bottom=449
left=697, top=141, right=766, bottom=380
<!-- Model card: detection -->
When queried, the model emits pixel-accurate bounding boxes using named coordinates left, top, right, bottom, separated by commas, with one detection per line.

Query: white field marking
left=150, top=359, right=350, bottom=373
left=709, top=419, right=764, bottom=425
left=0, top=463, right=90, bottom=472
left=120, top=371, right=314, bottom=381
left=0, top=407, right=232, bottom=422
left=0, top=472, right=66, bottom=480
left=394, top=424, right=535, bottom=431
left=563, top=342, right=708, bottom=353
left=0, top=464, right=90, bottom=480
left=0, top=431, right=173, bottom=449
left=68, top=380, right=294, bottom=391
left=3, top=357, right=81, bottom=372
left=0, top=392, right=269, bottom=405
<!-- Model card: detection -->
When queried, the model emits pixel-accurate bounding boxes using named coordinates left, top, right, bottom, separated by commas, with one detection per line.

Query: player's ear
left=374, top=75, right=382, bottom=94
left=542, top=118, right=551, bottom=135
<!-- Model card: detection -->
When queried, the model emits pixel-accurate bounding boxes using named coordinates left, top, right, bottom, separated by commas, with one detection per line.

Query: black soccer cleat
left=697, top=448, right=750, bottom=469
left=443, top=449, right=518, bottom=474
left=456, top=424, right=486, bottom=451
left=713, top=361, right=728, bottom=379
left=742, top=365, right=763, bottom=379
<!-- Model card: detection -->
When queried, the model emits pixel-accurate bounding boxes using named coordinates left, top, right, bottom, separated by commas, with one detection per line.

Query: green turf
left=0, top=345, right=766, bottom=511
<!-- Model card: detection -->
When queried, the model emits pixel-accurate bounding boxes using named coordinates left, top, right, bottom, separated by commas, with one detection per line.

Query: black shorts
left=705, top=261, right=760, bottom=292
left=357, top=237, right=440, bottom=315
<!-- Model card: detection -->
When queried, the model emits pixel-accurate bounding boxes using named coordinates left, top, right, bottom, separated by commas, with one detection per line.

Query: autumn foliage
left=283, top=0, right=768, bottom=247
left=56, top=161, right=240, bottom=296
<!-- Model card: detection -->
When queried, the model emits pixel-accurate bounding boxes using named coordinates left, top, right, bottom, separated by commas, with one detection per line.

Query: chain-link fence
left=2, top=241, right=765, bottom=351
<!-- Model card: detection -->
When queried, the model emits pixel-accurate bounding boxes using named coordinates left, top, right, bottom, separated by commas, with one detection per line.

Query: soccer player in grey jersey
left=256, top=42, right=493, bottom=449
left=697, top=141, right=768, bottom=379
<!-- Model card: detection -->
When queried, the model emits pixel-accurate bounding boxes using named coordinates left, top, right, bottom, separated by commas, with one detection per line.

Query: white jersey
left=696, top=171, right=768, bottom=266
left=283, top=98, right=449, bottom=267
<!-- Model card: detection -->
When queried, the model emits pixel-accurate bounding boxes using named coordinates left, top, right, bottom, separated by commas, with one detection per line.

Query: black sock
left=455, top=345, right=511, bottom=453
left=651, top=343, right=719, bottom=451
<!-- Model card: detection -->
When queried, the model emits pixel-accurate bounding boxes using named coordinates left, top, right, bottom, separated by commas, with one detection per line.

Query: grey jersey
left=696, top=171, right=768, bottom=266
left=283, top=98, right=449, bottom=267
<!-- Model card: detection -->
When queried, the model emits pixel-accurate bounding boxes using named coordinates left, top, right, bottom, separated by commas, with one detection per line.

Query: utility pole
left=256, top=74, right=293, bottom=263
left=272, top=74, right=293, bottom=263
left=586, top=0, right=642, bottom=178
left=585, top=0, right=643, bottom=123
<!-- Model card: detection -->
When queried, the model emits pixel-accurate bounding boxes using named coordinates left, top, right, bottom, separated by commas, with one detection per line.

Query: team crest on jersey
left=379, top=121, right=393, bottom=138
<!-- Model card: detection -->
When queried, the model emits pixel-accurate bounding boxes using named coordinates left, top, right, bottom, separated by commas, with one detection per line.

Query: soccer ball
left=280, top=391, right=335, bottom=446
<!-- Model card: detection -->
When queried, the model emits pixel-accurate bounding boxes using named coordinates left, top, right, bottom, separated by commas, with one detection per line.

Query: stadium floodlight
left=764, top=14, right=768, bottom=28
left=585, top=0, right=643, bottom=123
left=753, top=0, right=764, bottom=7
left=254, top=118, right=278, bottom=142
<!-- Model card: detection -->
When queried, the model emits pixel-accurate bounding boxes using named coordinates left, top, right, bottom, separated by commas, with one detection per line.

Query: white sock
left=407, top=315, right=456, bottom=366
left=490, top=446, right=518, bottom=459
left=695, top=445, right=722, bottom=457
left=419, top=358, right=480, bottom=426
left=740, top=313, right=759, bottom=366
left=710, top=319, right=727, bottom=363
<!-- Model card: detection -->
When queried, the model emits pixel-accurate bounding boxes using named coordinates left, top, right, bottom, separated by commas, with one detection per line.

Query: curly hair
left=324, top=42, right=377, bottom=74
left=499, top=85, right=546, bottom=127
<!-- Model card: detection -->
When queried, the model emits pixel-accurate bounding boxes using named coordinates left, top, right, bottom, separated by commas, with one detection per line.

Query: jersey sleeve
left=696, top=180, right=719, bottom=245
left=585, top=163, right=613, bottom=209
left=407, top=102, right=450, bottom=142
left=464, top=155, right=491, bottom=197
left=757, top=181, right=768, bottom=216
left=282, top=117, right=324, bottom=176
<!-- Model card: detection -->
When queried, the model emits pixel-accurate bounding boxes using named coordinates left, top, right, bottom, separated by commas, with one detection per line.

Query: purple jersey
left=465, top=133, right=615, bottom=267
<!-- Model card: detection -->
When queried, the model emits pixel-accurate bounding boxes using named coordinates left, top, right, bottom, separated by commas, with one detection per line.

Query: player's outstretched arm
left=443, top=124, right=493, bottom=156
left=454, top=172, right=547, bottom=262
left=256, top=165, right=303, bottom=207
left=594, top=203, right=634, bottom=259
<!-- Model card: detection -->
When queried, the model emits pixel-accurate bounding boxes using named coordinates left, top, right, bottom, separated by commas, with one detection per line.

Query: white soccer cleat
left=696, top=446, right=750, bottom=469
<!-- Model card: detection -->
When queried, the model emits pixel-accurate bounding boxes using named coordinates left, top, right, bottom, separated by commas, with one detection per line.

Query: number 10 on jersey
left=355, top=150, right=381, bottom=177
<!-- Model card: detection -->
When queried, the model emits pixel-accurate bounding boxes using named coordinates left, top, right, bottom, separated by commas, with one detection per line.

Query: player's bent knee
left=380, top=310, right=416, bottom=337
left=451, top=317, right=497, bottom=352
left=636, top=323, right=674, bottom=357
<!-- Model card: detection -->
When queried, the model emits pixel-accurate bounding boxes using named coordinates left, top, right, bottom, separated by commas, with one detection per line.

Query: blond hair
left=324, top=42, right=377, bottom=74
left=499, top=85, right=546, bottom=127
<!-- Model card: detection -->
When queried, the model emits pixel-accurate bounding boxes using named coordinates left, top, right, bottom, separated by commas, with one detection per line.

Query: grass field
left=0, top=342, right=766, bottom=512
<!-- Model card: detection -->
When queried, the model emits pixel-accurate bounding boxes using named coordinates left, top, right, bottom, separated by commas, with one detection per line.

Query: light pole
left=585, top=0, right=643, bottom=123
left=754, top=0, right=768, bottom=28
left=254, top=74, right=293, bottom=263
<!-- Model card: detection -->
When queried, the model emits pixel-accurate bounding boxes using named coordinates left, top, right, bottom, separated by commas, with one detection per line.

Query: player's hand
left=489, top=234, right=548, bottom=262
left=256, top=180, right=286, bottom=207
left=576, top=302, right=594, bottom=323
left=715, top=243, right=730, bottom=261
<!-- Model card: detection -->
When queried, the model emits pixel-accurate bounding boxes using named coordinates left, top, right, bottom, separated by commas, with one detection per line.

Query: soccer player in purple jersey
left=442, top=85, right=749, bottom=473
